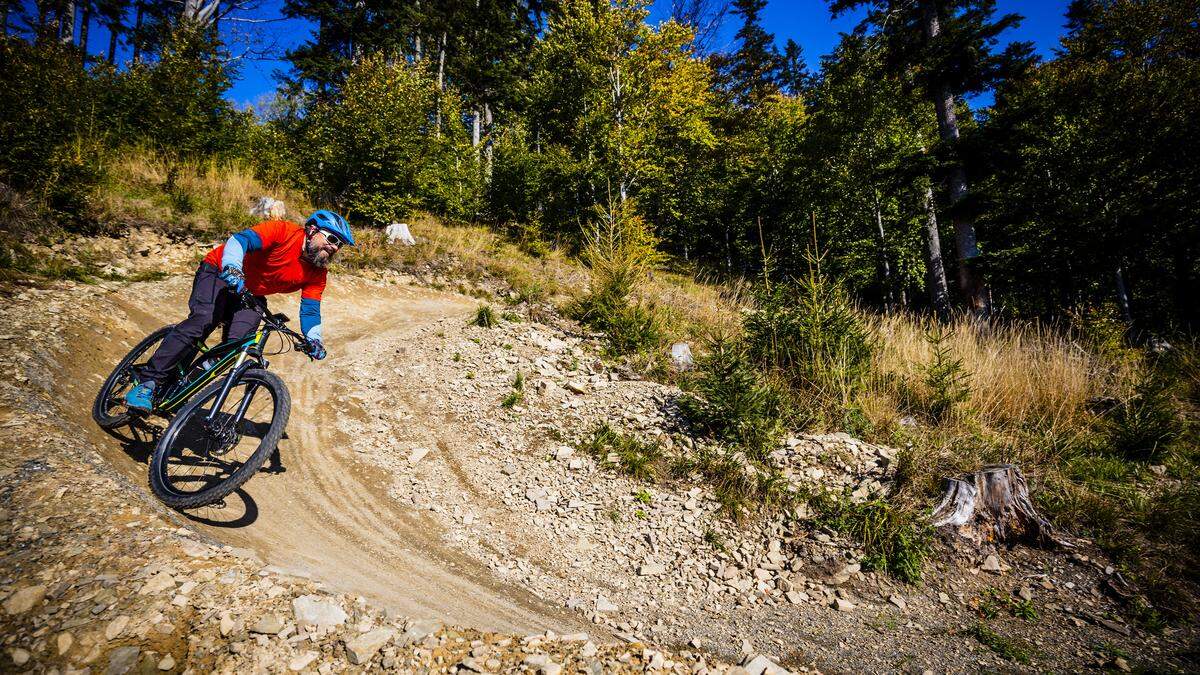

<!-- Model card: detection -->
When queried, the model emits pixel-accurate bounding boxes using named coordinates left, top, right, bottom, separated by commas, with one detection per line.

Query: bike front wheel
left=149, top=368, right=290, bottom=510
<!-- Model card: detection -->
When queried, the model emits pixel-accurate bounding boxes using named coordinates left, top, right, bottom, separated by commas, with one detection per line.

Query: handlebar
left=239, top=290, right=312, bottom=355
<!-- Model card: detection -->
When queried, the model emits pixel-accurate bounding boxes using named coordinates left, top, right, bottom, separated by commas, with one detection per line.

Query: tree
left=300, top=54, right=480, bottom=223
left=96, top=0, right=130, bottom=62
left=722, top=0, right=782, bottom=109
left=519, top=0, right=716, bottom=235
left=794, top=34, right=937, bottom=308
left=110, top=26, right=248, bottom=159
left=668, top=0, right=728, bottom=54
left=779, top=38, right=812, bottom=96
left=976, top=0, right=1200, bottom=330
left=829, top=0, right=1035, bottom=317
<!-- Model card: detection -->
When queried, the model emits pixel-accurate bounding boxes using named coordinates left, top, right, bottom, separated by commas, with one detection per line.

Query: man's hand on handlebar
left=220, top=265, right=246, bottom=293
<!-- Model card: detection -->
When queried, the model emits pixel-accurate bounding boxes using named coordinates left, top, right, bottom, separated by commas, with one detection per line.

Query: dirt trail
left=52, top=276, right=588, bottom=635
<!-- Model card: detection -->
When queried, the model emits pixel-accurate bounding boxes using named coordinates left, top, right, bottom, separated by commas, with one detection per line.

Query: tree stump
left=930, top=464, right=1070, bottom=548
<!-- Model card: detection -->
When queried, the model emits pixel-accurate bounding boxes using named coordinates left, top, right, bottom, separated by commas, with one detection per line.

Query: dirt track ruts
left=56, top=275, right=590, bottom=635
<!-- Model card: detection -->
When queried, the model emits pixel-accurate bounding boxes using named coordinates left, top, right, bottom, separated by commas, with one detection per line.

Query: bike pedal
left=211, top=499, right=227, bottom=510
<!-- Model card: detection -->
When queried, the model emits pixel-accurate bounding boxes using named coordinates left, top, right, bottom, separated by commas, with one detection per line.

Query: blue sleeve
left=219, top=229, right=263, bottom=269
left=299, top=298, right=322, bottom=341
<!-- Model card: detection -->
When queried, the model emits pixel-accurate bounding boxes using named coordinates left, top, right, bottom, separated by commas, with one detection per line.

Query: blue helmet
left=305, top=210, right=355, bottom=247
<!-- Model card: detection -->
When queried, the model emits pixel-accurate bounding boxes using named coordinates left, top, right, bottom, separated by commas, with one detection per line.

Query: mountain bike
left=92, top=292, right=313, bottom=510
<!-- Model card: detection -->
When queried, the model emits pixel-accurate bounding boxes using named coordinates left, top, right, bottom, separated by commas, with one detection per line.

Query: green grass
left=703, top=528, right=728, bottom=552
left=970, top=622, right=1034, bottom=665
left=581, top=422, right=667, bottom=483
left=813, top=495, right=931, bottom=584
left=501, top=371, right=525, bottom=409
left=979, top=587, right=1038, bottom=622
left=472, top=304, right=498, bottom=328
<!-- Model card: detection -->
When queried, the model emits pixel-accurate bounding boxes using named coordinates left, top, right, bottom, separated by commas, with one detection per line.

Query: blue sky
left=73, top=0, right=1074, bottom=108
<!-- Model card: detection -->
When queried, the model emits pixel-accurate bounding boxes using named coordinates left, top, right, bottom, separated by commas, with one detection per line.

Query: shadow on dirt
left=98, top=418, right=292, bottom=529
left=183, top=488, right=260, bottom=528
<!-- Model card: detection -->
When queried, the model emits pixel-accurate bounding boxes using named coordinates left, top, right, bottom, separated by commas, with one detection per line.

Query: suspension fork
left=205, top=332, right=265, bottom=425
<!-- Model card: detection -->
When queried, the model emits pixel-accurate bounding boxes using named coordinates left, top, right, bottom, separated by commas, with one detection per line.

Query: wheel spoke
left=155, top=375, right=278, bottom=500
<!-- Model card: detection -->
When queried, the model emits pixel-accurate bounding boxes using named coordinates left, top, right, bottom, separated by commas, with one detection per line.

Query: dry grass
left=868, top=312, right=1136, bottom=435
left=339, top=213, right=748, bottom=347
left=95, top=151, right=312, bottom=234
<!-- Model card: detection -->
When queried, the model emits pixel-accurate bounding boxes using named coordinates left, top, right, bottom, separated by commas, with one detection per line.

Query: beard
left=301, top=238, right=332, bottom=268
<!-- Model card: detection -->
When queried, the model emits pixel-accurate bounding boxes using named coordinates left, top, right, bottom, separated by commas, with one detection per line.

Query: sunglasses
left=317, top=229, right=346, bottom=249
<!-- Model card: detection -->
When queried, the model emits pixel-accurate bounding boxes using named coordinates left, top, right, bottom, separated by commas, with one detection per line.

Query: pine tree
left=829, top=0, right=1035, bottom=318
left=724, top=0, right=782, bottom=108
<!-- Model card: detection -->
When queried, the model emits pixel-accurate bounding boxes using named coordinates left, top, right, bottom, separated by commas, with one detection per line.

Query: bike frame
left=152, top=295, right=306, bottom=417
left=155, top=332, right=264, bottom=414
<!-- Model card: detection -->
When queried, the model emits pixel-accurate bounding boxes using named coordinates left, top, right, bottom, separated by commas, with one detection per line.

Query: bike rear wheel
left=93, top=326, right=173, bottom=429
left=149, top=368, right=290, bottom=510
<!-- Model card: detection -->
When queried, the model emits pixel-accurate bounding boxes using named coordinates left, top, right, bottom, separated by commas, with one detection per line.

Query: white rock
left=139, top=571, right=176, bottom=595
left=743, top=654, right=788, bottom=675
left=638, top=564, right=666, bottom=576
left=981, top=554, right=1002, bottom=573
left=106, top=615, right=130, bottom=640
left=408, top=447, right=431, bottom=464
left=595, top=596, right=618, bottom=612
left=3, top=585, right=45, bottom=614
left=832, top=598, right=855, bottom=612
left=250, top=196, right=286, bottom=220
left=399, top=619, right=442, bottom=646
left=56, top=632, right=73, bottom=655
left=289, top=651, right=319, bottom=671
left=669, top=343, right=695, bottom=370
left=292, top=595, right=348, bottom=628
left=345, top=627, right=396, bottom=665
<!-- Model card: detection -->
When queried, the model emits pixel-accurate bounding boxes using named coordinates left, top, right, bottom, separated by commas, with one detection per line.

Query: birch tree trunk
left=60, top=0, right=76, bottom=44
left=922, top=180, right=950, bottom=319
left=873, top=194, right=895, bottom=312
left=483, top=102, right=494, bottom=178
left=434, top=31, right=446, bottom=138
left=609, top=61, right=627, bottom=203
left=413, top=0, right=422, bottom=59
left=181, top=0, right=220, bottom=26
left=131, top=0, right=143, bottom=63
left=78, top=2, right=90, bottom=57
left=922, top=2, right=989, bottom=319
left=1115, top=265, right=1133, bottom=327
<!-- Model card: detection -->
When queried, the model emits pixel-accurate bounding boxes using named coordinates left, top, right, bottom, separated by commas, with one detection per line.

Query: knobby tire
left=148, top=368, right=290, bottom=510
left=92, top=326, right=173, bottom=429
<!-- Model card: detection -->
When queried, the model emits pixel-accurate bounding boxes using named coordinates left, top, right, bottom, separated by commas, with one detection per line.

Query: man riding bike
left=124, top=210, right=354, bottom=412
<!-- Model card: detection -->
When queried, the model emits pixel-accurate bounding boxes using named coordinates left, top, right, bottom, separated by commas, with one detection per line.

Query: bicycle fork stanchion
left=205, top=350, right=251, bottom=424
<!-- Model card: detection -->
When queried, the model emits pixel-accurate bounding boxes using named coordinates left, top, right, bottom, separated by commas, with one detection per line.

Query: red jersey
left=203, top=220, right=327, bottom=300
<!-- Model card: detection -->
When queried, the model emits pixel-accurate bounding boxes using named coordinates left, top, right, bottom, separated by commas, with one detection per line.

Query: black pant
left=140, top=263, right=265, bottom=386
